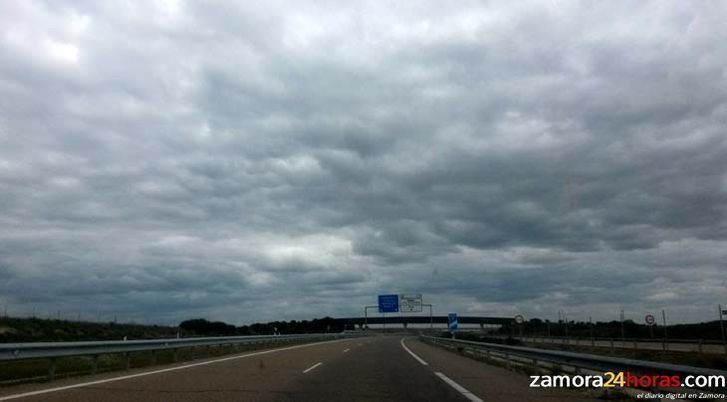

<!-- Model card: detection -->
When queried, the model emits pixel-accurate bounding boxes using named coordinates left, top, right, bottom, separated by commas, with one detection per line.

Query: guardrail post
left=91, top=354, right=99, bottom=374
left=124, top=352, right=130, bottom=370
left=633, top=340, right=637, bottom=353
left=505, top=353, right=510, bottom=369
left=173, top=349, right=179, bottom=362
left=610, top=338, right=614, bottom=353
left=48, top=358, right=57, bottom=381
left=698, top=339, right=703, bottom=354
left=151, top=350, right=157, bottom=365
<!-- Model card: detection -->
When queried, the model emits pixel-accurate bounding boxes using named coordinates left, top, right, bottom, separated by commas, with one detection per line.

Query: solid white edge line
left=302, top=362, right=322, bottom=373
left=435, top=372, right=484, bottom=402
left=400, top=337, right=428, bottom=366
left=0, top=338, right=350, bottom=401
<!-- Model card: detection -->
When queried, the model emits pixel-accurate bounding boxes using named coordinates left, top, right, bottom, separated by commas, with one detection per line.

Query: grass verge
left=1, top=338, right=315, bottom=387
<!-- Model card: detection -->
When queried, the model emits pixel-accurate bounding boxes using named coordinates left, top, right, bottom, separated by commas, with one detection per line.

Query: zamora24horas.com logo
left=529, top=371, right=725, bottom=392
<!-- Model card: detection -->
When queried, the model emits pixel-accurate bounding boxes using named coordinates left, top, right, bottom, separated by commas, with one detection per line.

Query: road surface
left=0, top=336, right=603, bottom=401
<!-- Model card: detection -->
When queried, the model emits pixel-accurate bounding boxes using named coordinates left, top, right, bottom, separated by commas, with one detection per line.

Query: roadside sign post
left=422, top=303, right=433, bottom=329
left=378, top=294, right=399, bottom=331
left=448, top=313, right=458, bottom=339
left=719, top=305, right=726, bottom=353
left=559, top=310, right=569, bottom=342
left=589, top=316, right=594, bottom=346
left=662, top=310, right=668, bottom=351
left=363, top=305, right=377, bottom=329
left=514, top=315, right=525, bottom=339
left=645, top=314, right=656, bottom=339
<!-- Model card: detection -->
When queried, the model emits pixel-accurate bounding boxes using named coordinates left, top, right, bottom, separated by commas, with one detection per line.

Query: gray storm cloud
left=1, top=0, right=726, bottom=324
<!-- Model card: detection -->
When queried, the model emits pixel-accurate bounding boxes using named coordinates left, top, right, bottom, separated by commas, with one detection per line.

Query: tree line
left=178, top=317, right=342, bottom=336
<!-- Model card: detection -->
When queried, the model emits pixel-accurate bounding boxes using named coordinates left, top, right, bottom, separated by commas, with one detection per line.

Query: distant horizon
left=3, top=307, right=725, bottom=328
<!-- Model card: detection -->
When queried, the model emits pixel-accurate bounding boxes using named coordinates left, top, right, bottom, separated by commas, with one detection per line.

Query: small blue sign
left=378, top=294, right=399, bottom=313
left=448, top=313, right=458, bottom=331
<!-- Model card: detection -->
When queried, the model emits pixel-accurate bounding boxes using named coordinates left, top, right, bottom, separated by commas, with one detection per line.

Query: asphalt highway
left=0, top=336, right=604, bottom=401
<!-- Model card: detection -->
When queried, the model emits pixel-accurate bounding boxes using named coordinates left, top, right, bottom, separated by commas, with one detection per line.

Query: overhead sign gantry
left=363, top=293, right=433, bottom=329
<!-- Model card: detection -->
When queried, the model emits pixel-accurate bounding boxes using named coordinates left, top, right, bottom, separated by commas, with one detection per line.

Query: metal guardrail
left=0, top=333, right=352, bottom=362
left=485, top=334, right=727, bottom=355
left=0, top=333, right=361, bottom=382
left=420, top=335, right=727, bottom=392
left=487, top=333, right=727, bottom=346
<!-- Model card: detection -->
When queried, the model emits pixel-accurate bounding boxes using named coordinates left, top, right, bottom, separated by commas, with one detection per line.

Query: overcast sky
left=1, top=1, right=726, bottom=326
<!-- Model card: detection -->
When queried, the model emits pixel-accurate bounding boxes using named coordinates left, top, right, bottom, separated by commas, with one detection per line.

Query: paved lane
left=1, top=335, right=605, bottom=401
left=405, top=338, right=604, bottom=402
left=281, top=336, right=465, bottom=402
left=0, top=338, right=361, bottom=402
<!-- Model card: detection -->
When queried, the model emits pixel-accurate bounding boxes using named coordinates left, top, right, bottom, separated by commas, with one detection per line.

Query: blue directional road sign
left=378, top=294, right=399, bottom=313
left=448, top=313, right=458, bottom=331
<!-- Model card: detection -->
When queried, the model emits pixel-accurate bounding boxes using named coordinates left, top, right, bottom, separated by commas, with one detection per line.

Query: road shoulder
left=404, top=337, right=608, bottom=402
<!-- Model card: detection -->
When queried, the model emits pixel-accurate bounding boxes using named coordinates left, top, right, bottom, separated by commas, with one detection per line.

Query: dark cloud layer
left=1, top=1, right=726, bottom=324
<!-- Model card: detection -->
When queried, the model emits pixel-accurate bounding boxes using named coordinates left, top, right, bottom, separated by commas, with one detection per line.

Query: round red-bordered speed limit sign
left=644, top=314, right=656, bottom=326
